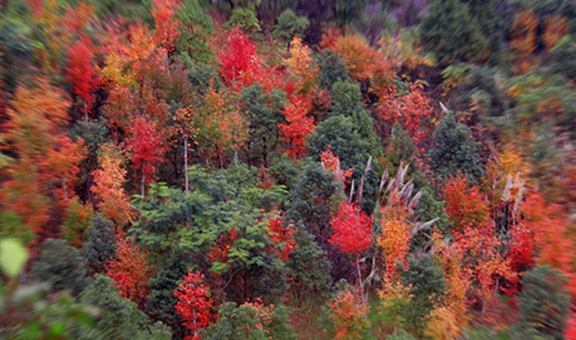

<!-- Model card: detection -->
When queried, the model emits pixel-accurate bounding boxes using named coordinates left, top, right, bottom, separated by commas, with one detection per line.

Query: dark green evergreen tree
left=421, top=0, right=488, bottom=65
left=318, top=50, right=351, bottom=90
left=401, top=255, right=446, bottom=335
left=287, top=227, right=332, bottom=304
left=240, top=83, right=288, bottom=167
left=77, top=274, right=171, bottom=340
left=516, top=265, right=571, bottom=340
left=146, top=250, right=190, bottom=338
left=428, top=112, right=483, bottom=182
left=333, top=0, right=367, bottom=28
left=200, top=302, right=297, bottom=340
left=80, top=215, right=117, bottom=275
left=286, top=161, right=342, bottom=246
left=31, top=239, right=88, bottom=295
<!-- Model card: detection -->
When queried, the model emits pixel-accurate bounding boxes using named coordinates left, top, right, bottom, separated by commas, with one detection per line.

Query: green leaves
left=428, top=112, right=483, bottom=182
left=273, top=9, right=309, bottom=43
left=0, top=238, right=28, bottom=278
left=421, top=0, right=489, bottom=65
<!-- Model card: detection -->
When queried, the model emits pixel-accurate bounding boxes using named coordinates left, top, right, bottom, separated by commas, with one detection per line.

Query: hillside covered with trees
left=0, top=0, right=575, bottom=339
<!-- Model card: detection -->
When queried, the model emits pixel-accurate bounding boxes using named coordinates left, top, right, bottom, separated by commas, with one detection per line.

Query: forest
left=0, top=0, right=575, bottom=339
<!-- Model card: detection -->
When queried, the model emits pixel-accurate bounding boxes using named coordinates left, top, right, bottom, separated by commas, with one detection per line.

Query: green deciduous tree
left=273, top=9, right=309, bottom=52
left=227, top=7, right=261, bottom=33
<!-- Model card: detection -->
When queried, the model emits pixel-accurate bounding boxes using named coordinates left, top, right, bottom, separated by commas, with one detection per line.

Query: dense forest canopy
left=0, top=0, right=575, bottom=339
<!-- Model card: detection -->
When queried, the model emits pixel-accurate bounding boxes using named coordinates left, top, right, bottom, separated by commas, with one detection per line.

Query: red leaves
left=92, top=144, right=132, bottom=226
left=1, top=81, right=73, bottom=236
left=265, top=216, right=296, bottom=261
left=566, top=313, right=576, bottom=340
left=279, top=94, right=315, bottom=160
left=107, top=237, right=155, bottom=304
left=67, top=35, right=98, bottom=107
left=219, top=28, right=262, bottom=90
left=376, top=83, right=433, bottom=146
left=320, top=147, right=353, bottom=183
left=442, top=175, right=515, bottom=315
left=443, top=174, right=490, bottom=231
left=328, top=202, right=372, bottom=256
left=174, top=270, right=214, bottom=339
left=126, top=117, right=166, bottom=189
left=508, top=223, right=535, bottom=272
left=207, top=229, right=238, bottom=266
left=152, top=0, right=181, bottom=52
left=521, top=192, right=576, bottom=297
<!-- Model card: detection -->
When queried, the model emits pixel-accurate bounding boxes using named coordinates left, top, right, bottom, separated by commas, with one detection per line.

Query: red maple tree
left=279, top=94, right=315, bottom=160
left=152, top=0, right=181, bottom=53
left=174, top=270, right=214, bottom=340
left=126, top=117, right=165, bottom=196
left=265, top=215, right=297, bottom=261
left=219, top=28, right=262, bottom=91
left=507, top=222, right=535, bottom=272
left=329, top=202, right=372, bottom=256
left=329, top=201, right=372, bottom=302
left=67, top=35, right=98, bottom=119
left=376, top=83, right=433, bottom=146
left=443, top=174, right=490, bottom=232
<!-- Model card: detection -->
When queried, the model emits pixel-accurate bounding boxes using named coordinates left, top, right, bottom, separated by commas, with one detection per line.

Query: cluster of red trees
left=0, top=0, right=575, bottom=339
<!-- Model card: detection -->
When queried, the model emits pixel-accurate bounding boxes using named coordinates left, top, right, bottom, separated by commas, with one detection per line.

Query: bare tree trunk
left=216, top=144, right=223, bottom=169
left=184, top=137, right=189, bottom=193
left=356, top=256, right=366, bottom=304
left=141, top=163, right=146, bottom=197
left=356, top=156, right=372, bottom=207
left=62, top=176, right=68, bottom=200
left=83, top=99, right=88, bottom=121
left=193, top=308, right=197, bottom=338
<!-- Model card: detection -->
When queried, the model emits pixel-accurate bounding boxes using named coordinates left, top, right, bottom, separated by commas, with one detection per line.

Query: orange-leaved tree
left=329, top=288, right=371, bottom=340
left=107, top=236, right=155, bottom=305
left=91, top=144, right=132, bottom=226
left=442, top=174, right=515, bottom=323
left=509, top=9, right=538, bottom=74
left=284, top=37, right=318, bottom=93
left=1, top=80, right=77, bottom=238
